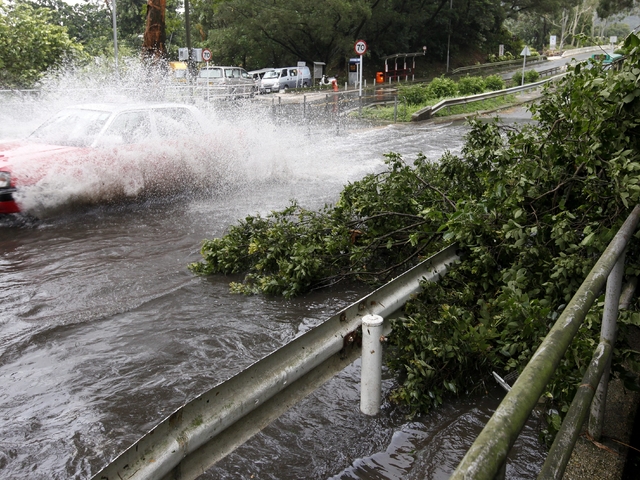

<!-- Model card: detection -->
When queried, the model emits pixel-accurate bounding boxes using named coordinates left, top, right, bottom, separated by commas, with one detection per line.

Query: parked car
left=259, top=66, right=312, bottom=93
left=0, top=103, right=228, bottom=215
left=196, top=66, right=255, bottom=98
left=248, top=68, right=276, bottom=91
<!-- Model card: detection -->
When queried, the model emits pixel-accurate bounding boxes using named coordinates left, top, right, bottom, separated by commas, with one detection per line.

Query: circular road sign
left=202, top=48, right=212, bottom=62
left=354, top=40, right=367, bottom=56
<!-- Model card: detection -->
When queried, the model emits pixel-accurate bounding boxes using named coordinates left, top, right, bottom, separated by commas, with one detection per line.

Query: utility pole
left=111, top=0, right=118, bottom=72
left=185, top=0, right=191, bottom=52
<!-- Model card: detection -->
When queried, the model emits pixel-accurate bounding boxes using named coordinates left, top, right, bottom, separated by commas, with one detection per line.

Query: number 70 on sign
left=354, top=40, right=367, bottom=55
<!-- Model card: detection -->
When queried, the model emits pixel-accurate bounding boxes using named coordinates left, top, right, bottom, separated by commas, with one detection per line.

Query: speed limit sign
left=354, top=40, right=367, bottom=55
left=202, top=48, right=212, bottom=62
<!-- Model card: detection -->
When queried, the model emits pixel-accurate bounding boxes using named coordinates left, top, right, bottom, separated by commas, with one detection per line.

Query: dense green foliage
left=0, top=2, right=84, bottom=87
left=189, top=0, right=511, bottom=72
left=0, top=0, right=187, bottom=87
left=483, top=74, right=506, bottom=91
left=511, top=68, right=541, bottom=85
left=457, top=75, right=487, bottom=95
left=191, top=34, right=640, bottom=428
left=397, top=74, right=507, bottom=108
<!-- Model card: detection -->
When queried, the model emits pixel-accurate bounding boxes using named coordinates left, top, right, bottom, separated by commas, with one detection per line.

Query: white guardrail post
left=92, top=244, right=461, bottom=480
left=361, top=314, right=384, bottom=415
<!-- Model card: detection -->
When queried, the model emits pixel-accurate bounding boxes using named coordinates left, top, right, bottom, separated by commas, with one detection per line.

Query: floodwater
left=0, top=84, right=544, bottom=479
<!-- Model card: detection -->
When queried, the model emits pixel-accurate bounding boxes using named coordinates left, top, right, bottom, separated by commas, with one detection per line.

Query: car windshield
left=200, top=68, right=223, bottom=78
left=29, top=109, right=112, bottom=147
left=263, top=71, right=278, bottom=79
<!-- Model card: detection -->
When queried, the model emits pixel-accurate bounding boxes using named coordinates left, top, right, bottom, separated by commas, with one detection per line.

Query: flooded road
left=0, top=96, right=544, bottom=479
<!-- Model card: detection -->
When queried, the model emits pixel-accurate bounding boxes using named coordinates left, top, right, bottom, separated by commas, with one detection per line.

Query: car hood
left=0, top=141, right=90, bottom=186
left=0, top=141, right=85, bottom=162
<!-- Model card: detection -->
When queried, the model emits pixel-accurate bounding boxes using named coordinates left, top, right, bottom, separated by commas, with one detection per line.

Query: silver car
left=196, top=66, right=255, bottom=98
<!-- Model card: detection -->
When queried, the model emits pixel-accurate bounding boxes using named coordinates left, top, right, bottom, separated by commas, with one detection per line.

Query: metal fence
left=451, top=205, right=640, bottom=479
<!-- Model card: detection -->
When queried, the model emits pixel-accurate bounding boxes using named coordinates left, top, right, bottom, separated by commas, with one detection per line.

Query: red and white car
left=0, top=103, right=223, bottom=215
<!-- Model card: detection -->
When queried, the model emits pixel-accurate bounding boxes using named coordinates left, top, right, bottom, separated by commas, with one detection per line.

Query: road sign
left=520, top=46, right=530, bottom=85
left=354, top=40, right=367, bottom=56
left=202, top=48, right=212, bottom=62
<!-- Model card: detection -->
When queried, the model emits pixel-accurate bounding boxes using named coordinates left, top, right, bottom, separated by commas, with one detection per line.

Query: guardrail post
left=589, top=249, right=625, bottom=440
left=361, top=314, right=384, bottom=416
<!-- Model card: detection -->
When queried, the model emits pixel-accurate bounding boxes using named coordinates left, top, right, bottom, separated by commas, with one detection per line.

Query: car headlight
left=0, top=171, right=10, bottom=188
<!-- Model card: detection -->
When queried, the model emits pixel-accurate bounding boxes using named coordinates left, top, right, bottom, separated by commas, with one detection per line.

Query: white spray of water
left=2, top=58, right=469, bottom=218
left=0, top=61, right=377, bottom=216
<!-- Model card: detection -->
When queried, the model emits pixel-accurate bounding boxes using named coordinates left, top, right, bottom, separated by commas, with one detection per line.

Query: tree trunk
left=142, top=0, right=167, bottom=61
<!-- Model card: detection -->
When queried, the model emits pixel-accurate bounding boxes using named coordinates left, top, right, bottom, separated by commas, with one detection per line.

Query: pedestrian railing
left=451, top=204, right=640, bottom=479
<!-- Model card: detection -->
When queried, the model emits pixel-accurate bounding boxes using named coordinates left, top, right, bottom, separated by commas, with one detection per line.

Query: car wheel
left=303, top=82, right=309, bottom=88
left=282, top=85, right=289, bottom=92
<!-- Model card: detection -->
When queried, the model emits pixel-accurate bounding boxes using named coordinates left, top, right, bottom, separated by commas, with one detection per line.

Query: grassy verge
left=356, top=93, right=519, bottom=122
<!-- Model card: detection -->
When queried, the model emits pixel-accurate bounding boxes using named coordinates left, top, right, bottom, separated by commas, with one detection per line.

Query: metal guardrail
left=411, top=73, right=567, bottom=121
left=450, top=56, right=547, bottom=75
left=451, top=204, right=640, bottom=479
left=538, top=66, right=563, bottom=77
left=561, top=44, right=612, bottom=57
left=92, top=244, right=461, bottom=480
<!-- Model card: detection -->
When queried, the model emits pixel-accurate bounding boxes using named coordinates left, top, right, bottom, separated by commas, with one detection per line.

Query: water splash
left=2, top=59, right=392, bottom=218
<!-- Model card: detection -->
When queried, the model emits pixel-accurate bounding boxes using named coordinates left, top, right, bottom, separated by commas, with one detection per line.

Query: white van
left=259, top=66, right=312, bottom=93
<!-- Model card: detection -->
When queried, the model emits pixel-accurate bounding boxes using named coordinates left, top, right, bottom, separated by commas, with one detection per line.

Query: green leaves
left=388, top=37, right=640, bottom=416
left=191, top=35, right=640, bottom=424
left=0, top=3, right=84, bottom=88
